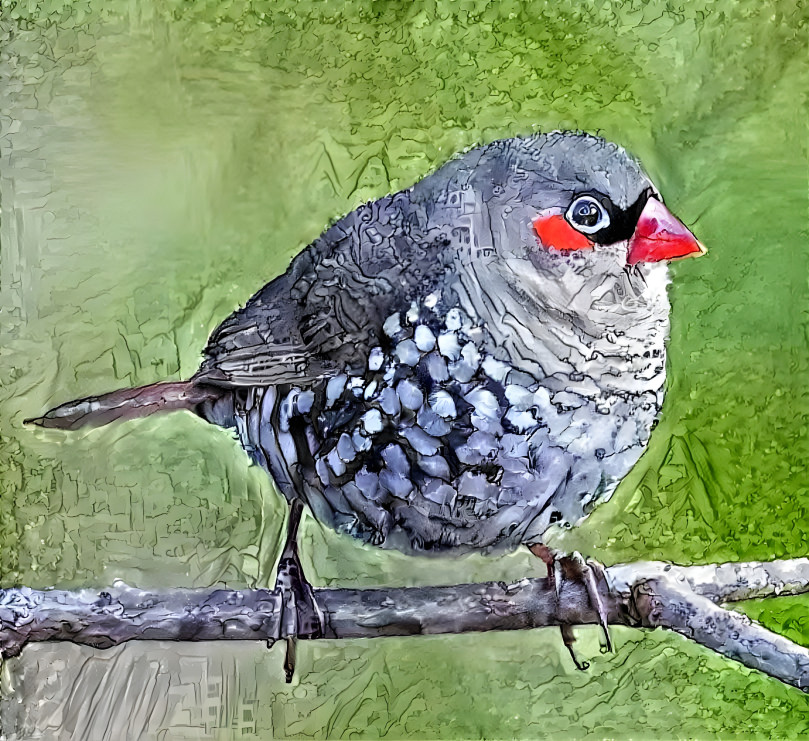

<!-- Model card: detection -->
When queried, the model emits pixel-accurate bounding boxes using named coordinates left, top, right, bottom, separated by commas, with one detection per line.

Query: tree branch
left=2, top=558, right=809, bottom=691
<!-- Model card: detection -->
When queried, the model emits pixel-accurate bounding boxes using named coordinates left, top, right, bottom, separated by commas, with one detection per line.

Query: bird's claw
left=529, top=545, right=613, bottom=668
left=273, top=551, right=324, bottom=683
left=560, top=624, right=590, bottom=671
left=276, top=554, right=323, bottom=640
left=581, top=554, right=612, bottom=653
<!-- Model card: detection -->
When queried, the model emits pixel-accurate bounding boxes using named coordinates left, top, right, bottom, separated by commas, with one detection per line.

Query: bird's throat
left=451, top=254, right=670, bottom=398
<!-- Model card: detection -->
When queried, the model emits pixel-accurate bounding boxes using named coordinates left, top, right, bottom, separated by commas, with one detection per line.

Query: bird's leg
left=273, top=498, right=323, bottom=683
left=528, top=545, right=612, bottom=669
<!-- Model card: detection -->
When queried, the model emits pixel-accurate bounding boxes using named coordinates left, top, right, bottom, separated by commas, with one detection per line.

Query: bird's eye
left=566, top=195, right=610, bottom=234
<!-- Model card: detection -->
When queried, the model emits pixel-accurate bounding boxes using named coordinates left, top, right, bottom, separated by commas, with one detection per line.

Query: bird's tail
left=24, top=380, right=223, bottom=431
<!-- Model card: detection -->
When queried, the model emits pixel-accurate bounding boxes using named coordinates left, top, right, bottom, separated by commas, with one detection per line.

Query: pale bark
left=2, top=558, right=809, bottom=690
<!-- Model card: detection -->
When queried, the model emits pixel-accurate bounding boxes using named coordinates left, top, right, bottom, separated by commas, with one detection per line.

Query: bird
left=27, top=131, right=704, bottom=674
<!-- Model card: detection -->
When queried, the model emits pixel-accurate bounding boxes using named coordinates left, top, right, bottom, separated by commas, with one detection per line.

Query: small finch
left=28, top=132, right=704, bottom=669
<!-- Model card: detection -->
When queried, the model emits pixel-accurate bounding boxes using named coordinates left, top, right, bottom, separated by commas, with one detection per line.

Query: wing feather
left=196, top=185, right=452, bottom=388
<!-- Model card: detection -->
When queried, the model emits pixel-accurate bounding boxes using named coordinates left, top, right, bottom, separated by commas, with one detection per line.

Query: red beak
left=626, top=197, right=706, bottom=265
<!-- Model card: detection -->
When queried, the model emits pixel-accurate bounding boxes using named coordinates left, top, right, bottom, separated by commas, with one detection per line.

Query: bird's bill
left=625, top=197, right=706, bottom=265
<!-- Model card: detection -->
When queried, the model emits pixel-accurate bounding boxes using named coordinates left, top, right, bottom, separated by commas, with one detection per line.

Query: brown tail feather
left=24, top=381, right=222, bottom=431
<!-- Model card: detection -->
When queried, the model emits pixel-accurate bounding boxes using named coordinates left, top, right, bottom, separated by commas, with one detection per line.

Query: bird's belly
left=234, top=309, right=661, bottom=556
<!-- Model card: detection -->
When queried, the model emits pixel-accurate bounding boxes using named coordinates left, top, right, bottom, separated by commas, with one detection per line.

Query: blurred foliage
left=1, top=0, right=808, bottom=737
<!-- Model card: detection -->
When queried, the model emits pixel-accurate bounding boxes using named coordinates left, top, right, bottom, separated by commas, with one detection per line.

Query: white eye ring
left=565, top=195, right=611, bottom=235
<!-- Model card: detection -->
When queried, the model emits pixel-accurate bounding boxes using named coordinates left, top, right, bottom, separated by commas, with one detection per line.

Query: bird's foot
left=528, top=545, right=612, bottom=669
left=272, top=548, right=324, bottom=683
left=559, top=624, right=589, bottom=671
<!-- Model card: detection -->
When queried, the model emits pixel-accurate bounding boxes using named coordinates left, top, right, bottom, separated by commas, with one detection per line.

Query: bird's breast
left=234, top=298, right=665, bottom=555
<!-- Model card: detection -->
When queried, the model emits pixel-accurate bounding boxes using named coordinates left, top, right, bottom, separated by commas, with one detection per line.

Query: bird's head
left=521, top=132, right=704, bottom=269
left=418, top=132, right=705, bottom=379
left=431, top=132, right=704, bottom=334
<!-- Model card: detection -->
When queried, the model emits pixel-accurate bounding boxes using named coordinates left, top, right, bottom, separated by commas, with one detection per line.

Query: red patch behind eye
left=533, top=214, right=593, bottom=252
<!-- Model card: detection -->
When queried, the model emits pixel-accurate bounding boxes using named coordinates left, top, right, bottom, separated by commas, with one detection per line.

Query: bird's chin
left=626, top=259, right=671, bottom=301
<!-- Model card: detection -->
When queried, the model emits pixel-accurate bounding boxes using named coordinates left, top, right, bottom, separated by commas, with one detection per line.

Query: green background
left=1, top=0, right=808, bottom=737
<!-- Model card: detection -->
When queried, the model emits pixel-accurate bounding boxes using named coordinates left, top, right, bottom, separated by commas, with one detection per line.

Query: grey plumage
left=29, top=131, right=704, bottom=558
left=196, top=132, right=672, bottom=554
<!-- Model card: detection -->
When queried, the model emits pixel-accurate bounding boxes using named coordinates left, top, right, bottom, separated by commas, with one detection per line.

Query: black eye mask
left=571, top=188, right=655, bottom=245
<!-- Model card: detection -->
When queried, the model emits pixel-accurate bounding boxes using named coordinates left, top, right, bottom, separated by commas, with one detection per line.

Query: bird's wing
left=194, top=270, right=339, bottom=387
left=195, top=193, right=443, bottom=388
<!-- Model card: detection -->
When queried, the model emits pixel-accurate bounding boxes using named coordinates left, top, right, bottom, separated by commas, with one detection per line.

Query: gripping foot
left=528, top=545, right=613, bottom=668
left=272, top=499, right=324, bottom=683
left=276, top=546, right=323, bottom=643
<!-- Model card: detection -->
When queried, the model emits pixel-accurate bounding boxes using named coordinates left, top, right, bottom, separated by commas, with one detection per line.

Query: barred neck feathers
left=449, top=250, right=671, bottom=398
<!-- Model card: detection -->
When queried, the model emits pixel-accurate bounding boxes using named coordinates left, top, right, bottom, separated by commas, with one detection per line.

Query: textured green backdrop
left=1, top=0, right=808, bottom=737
